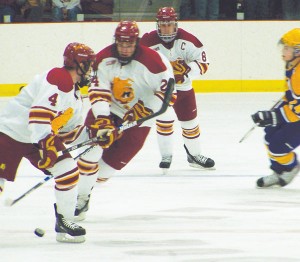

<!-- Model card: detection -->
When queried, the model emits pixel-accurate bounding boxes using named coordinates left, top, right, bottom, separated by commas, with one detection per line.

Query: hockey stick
left=4, top=145, right=95, bottom=207
left=4, top=78, right=175, bottom=207
left=238, top=123, right=258, bottom=143
left=238, top=97, right=283, bottom=143
left=4, top=175, right=53, bottom=207
left=57, top=78, right=175, bottom=156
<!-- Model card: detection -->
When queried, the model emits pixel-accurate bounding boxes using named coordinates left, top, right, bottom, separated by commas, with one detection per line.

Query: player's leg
left=257, top=122, right=300, bottom=188
left=28, top=148, right=86, bottom=243
left=174, top=90, right=215, bottom=169
left=75, top=125, right=151, bottom=221
left=0, top=132, right=30, bottom=194
left=102, top=125, right=151, bottom=169
left=156, top=107, right=176, bottom=174
left=75, top=145, right=103, bottom=221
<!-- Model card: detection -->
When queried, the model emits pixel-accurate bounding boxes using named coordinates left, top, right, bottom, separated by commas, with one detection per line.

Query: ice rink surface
left=2, top=93, right=300, bottom=262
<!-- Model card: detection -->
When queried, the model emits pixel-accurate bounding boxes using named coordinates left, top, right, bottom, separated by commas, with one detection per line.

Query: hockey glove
left=171, top=60, right=191, bottom=84
left=123, top=100, right=153, bottom=123
left=38, top=134, right=63, bottom=169
left=89, top=116, right=121, bottom=149
left=251, top=110, right=280, bottom=127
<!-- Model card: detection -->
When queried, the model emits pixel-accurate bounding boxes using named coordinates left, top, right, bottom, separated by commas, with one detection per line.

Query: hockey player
left=252, top=28, right=300, bottom=188
left=74, top=20, right=175, bottom=221
left=0, top=42, right=96, bottom=243
left=140, top=6, right=215, bottom=174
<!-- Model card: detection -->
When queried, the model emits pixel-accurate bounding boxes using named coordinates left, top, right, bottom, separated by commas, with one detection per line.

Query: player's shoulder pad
left=135, top=45, right=167, bottom=74
left=177, top=28, right=203, bottom=48
left=93, top=45, right=114, bottom=71
left=46, top=67, right=73, bottom=93
left=140, top=30, right=159, bottom=47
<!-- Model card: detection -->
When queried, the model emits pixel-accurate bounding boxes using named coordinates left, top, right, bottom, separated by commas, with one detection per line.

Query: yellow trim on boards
left=0, top=80, right=285, bottom=97
left=192, top=80, right=285, bottom=92
left=0, top=84, right=27, bottom=96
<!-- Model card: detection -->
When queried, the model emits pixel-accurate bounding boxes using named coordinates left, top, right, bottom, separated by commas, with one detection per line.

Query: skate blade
left=74, top=212, right=87, bottom=222
left=256, top=184, right=282, bottom=189
left=189, top=163, right=216, bottom=170
left=56, top=233, right=85, bottom=243
left=96, top=177, right=110, bottom=183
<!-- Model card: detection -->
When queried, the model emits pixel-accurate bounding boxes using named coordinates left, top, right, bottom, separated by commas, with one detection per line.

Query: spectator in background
left=281, top=0, right=300, bottom=20
left=81, top=0, right=113, bottom=19
left=194, top=0, right=219, bottom=20
left=219, top=0, right=236, bottom=20
left=51, top=0, right=81, bottom=21
left=269, top=0, right=282, bottom=19
left=0, top=0, right=17, bottom=22
left=244, top=0, right=270, bottom=20
left=179, top=0, right=192, bottom=20
left=20, top=0, right=45, bottom=21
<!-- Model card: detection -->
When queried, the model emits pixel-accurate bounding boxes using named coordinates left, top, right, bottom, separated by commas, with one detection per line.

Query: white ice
left=1, top=93, right=300, bottom=262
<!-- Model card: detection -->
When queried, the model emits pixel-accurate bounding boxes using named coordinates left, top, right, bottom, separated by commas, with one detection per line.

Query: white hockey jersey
left=140, top=28, right=209, bottom=91
left=0, top=67, right=84, bottom=144
left=88, top=44, right=175, bottom=126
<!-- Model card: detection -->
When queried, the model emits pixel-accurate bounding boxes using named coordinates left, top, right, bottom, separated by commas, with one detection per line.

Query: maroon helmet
left=114, top=21, right=139, bottom=43
left=156, top=7, right=178, bottom=43
left=156, top=6, right=178, bottom=21
left=63, top=42, right=95, bottom=68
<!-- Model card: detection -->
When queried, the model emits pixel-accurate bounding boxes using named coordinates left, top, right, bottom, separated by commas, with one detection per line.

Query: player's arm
left=140, top=67, right=176, bottom=119
left=278, top=89, right=300, bottom=124
left=186, top=45, right=209, bottom=78
left=28, top=70, right=75, bottom=168
left=28, top=84, right=62, bottom=143
left=29, top=86, right=67, bottom=169
left=88, top=64, right=112, bottom=118
left=86, top=64, right=121, bottom=148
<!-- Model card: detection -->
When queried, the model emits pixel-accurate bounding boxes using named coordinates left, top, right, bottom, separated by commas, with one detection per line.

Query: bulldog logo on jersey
left=112, top=77, right=135, bottom=104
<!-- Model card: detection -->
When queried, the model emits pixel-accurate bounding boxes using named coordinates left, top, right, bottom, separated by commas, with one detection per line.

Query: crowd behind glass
left=0, top=0, right=299, bottom=23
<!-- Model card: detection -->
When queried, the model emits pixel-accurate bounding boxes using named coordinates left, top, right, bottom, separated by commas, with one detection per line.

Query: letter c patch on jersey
left=112, top=77, right=135, bottom=104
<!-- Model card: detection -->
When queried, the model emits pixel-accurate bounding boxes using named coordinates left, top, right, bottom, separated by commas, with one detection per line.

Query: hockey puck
left=34, top=228, right=45, bottom=237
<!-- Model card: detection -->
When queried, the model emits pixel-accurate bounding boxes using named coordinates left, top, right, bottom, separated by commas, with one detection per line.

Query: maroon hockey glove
left=123, top=100, right=153, bottom=123
left=38, top=134, right=64, bottom=169
left=89, top=116, right=121, bottom=149
left=171, top=59, right=191, bottom=84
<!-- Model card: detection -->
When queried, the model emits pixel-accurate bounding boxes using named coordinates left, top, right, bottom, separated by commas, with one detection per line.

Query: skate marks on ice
left=2, top=93, right=300, bottom=261
left=2, top=176, right=300, bottom=260
left=80, top=176, right=300, bottom=261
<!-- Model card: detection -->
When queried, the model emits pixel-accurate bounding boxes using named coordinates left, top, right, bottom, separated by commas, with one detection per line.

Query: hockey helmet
left=63, top=42, right=95, bottom=69
left=280, top=28, right=300, bottom=54
left=114, top=21, right=139, bottom=43
left=156, top=7, right=178, bottom=43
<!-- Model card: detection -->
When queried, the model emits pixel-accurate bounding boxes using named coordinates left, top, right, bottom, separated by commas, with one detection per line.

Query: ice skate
left=54, top=204, right=86, bottom=243
left=187, top=154, right=215, bottom=169
left=257, top=164, right=300, bottom=188
left=279, top=164, right=300, bottom=186
left=159, top=155, right=172, bottom=175
left=256, top=172, right=280, bottom=188
left=184, top=145, right=215, bottom=169
left=74, top=194, right=90, bottom=221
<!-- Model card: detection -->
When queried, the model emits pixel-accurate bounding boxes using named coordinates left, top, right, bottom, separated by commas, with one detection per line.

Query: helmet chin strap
left=75, top=60, right=91, bottom=87
left=286, top=56, right=300, bottom=70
